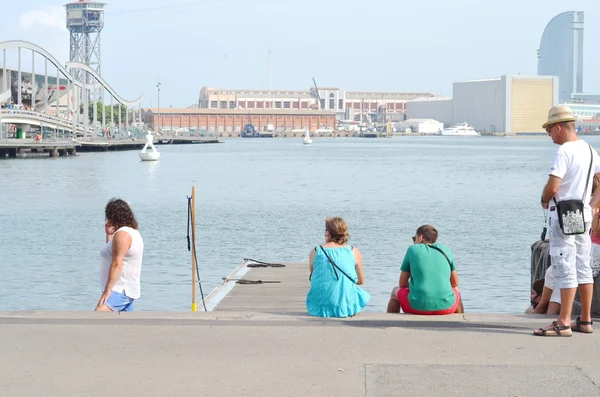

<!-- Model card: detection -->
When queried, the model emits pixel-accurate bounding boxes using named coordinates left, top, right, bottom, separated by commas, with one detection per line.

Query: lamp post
left=156, top=80, right=161, bottom=133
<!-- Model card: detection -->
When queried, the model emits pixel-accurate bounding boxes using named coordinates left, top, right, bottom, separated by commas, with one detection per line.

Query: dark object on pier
left=529, top=239, right=600, bottom=315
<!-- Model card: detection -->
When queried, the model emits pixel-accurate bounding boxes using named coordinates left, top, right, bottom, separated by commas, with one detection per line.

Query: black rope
left=222, top=277, right=281, bottom=284
left=243, top=258, right=286, bottom=267
left=187, top=196, right=207, bottom=311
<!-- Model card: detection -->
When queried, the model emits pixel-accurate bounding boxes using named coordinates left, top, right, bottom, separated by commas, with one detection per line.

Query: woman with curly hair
left=306, top=217, right=370, bottom=317
left=96, top=198, right=144, bottom=312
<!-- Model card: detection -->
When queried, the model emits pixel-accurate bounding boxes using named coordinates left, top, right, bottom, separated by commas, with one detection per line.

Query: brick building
left=142, top=108, right=336, bottom=134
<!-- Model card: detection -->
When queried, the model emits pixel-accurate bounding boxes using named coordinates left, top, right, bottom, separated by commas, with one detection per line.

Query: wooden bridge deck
left=205, top=260, right=309, bottom=312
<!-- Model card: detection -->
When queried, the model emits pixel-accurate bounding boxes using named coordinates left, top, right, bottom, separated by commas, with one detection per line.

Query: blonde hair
left=325, top=217, right=349, bottom=245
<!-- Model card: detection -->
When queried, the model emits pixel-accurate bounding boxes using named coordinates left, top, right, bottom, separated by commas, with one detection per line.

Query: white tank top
left=100, top=226, right=144, bottom=299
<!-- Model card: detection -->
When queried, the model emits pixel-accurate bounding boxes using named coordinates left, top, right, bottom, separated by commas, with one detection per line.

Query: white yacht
left=440, top=122, right=480, bottom=136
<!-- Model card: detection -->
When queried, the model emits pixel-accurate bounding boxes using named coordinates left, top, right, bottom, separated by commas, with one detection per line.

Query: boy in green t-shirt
left=386, top=225, right=464, bottom=315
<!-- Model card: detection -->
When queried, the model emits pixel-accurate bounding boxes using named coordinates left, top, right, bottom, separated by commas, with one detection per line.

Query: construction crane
left=312, top=77, right=322, bottom=110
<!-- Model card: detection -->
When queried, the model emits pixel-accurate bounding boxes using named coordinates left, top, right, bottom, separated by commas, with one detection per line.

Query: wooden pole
left=191, top=186, right=197, bottom=312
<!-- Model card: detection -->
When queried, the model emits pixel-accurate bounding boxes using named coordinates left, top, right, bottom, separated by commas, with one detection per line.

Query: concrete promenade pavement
left=1, top=311, right=599, bottom=397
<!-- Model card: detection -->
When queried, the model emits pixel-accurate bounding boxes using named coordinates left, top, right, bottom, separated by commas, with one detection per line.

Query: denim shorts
left=105, top=290, right=135, bottom=312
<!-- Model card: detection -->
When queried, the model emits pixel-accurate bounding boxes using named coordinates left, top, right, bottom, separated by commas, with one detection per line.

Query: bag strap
left=319, top=245, right=357, bottom=284
left=582, top=144, right=594, bottom=202
left=429, top=245, right=453, bottom=269
left=553, top=144, right=594, bottom=206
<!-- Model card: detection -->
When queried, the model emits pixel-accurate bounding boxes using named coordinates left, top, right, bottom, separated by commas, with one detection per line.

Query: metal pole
left=44, top=58, right=48, bottom=114
left=110, top=96, right=114, bottom=128
left=83, top=78, right=88, bottom=138
left=102, top=91, right=106, bottom=133
left=31, top=50, right=35, bottom=111
left=92, top=80, right=97, bottom=138
left=191, top=186, right=197, bottom=312
left=118, top=102, right=122, bottom=136
left=156, top=80, right=161, bottom=133
left=56, top=67, right=59, bottom=118
left=17, top=47, right=21, bottom=106
left=67, top=78, right=71, bottom=124
left=2, top=49, right=6, bottom=94
left=74, top=84, right=78, bottom=127
left=126, top=105, right=129, bottom=137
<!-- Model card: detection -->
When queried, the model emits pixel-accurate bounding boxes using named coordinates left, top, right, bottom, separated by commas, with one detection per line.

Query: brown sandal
left=533, top=321, right=572, bottom=337
left=572, top=316, right=594, bottom=334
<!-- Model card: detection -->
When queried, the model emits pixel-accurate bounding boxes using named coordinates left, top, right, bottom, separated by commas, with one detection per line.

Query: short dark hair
left=532, top=278, right=545, bottom=295
left=105, top=198, right=138, bottom=230
left=416, top=225, right=438, bottom=244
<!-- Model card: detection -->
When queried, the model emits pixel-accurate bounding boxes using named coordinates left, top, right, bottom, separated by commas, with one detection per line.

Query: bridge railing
left=0, top=109, right=148, bottom=141
left=0, top=109, right=72, bottom=125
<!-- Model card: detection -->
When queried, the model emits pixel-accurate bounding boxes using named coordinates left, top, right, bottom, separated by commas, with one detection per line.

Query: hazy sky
left=1, top=0, right=598, bottom=107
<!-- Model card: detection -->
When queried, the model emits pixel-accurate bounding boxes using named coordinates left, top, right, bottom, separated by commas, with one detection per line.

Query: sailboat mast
left=268, top=48, right=272, bottom=109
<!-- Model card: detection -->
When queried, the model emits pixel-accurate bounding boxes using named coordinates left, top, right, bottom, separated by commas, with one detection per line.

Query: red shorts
left=398, top=287, right=460, bottom=315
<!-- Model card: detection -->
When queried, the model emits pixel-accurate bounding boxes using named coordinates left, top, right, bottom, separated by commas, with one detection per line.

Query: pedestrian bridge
left=0, top=109, right=88, bottom=136
left=0, top=40, right=145, bottom=140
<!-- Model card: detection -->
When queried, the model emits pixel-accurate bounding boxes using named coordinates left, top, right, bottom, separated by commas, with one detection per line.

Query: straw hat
left=542, top=105, right=577, bottom=129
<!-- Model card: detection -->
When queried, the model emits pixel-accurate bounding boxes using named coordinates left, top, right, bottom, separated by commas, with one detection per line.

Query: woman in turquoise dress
left=306, top=217, right=370, bottom=317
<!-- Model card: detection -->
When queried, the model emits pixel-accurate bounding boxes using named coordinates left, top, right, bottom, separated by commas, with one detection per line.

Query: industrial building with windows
left=198, top=86, right=433, bottom=122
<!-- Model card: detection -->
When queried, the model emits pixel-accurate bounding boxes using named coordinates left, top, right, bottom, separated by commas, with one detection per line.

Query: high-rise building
left=537, top=11, right=584, bottom=100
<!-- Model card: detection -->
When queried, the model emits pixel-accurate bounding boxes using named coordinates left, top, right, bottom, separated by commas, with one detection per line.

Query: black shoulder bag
left=555, top=144, right=593, bottom=235
left=429, top=245, right=453, bottom=268
left=319, top=245, right=357, bottom=284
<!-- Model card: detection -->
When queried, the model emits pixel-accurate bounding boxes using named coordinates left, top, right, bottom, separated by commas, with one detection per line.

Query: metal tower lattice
left=65, top=0, right=106, bottom=84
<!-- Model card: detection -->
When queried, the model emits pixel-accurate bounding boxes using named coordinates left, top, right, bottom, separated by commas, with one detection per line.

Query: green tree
left=81, top=101, right=128, bottom=125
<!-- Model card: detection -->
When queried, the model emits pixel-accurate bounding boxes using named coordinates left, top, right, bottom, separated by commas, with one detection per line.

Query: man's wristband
left=541, top=196, right=548, bottom=204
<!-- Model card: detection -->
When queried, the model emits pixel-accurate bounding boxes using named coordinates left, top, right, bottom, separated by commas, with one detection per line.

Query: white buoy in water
left=303, top=129, right=312, bottom=145
left=139, top=132, right=160, bottom=161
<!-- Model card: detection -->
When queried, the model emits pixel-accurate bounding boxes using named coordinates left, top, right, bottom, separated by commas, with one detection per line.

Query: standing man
left=535, top=105, right=600, bottom=336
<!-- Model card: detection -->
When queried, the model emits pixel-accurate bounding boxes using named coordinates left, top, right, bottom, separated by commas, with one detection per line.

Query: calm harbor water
left=3, top=135, right=598, bottom=313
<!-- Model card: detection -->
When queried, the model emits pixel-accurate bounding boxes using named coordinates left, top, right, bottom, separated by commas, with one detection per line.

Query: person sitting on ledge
left=525, top=278, right=548, bottom=314
left=306, top=217, right=370, bottom=318
left=387, top=225, right=464, bottom=315
left=529, top=267, right=562, bottom=315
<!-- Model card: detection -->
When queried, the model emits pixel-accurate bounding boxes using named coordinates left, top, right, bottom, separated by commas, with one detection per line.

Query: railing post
left=17, top=47, right=21, bottom=106
left=92, top=80, right=97, bottom=138
left=102, top=91, right=106, bottom=135
left=31, top=49, right=35, bottom=112
left=55, top=66, right=59, bottom=118
left=118, top=102, right=122, bottom=137
left=110, top=96, right=114, bottom=138
left=44, top=58, right=48, bottom=114
left=2, top=49, right=6, bottom=94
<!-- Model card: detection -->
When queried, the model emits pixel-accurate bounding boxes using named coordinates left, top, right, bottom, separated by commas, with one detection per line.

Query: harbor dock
left=1, top=310, right=599, bottom=396
left=3, top=259, right=600, bottom=396
left=0, top=140, right=78, bottom=157
left=154, top=136, right=221, bottom=145
left=0, top=136, right=221, bottom=156
left=77, top=139, right=146, bottom=152
left=205, top=260, right=308, bottom=312
left=78, top=136, right=220, bottom=152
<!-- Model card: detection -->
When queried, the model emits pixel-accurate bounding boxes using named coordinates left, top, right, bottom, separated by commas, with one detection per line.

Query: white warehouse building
left=407, top=75, right=559, bottom=134
left=406, top=97, right=453, bottom=127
